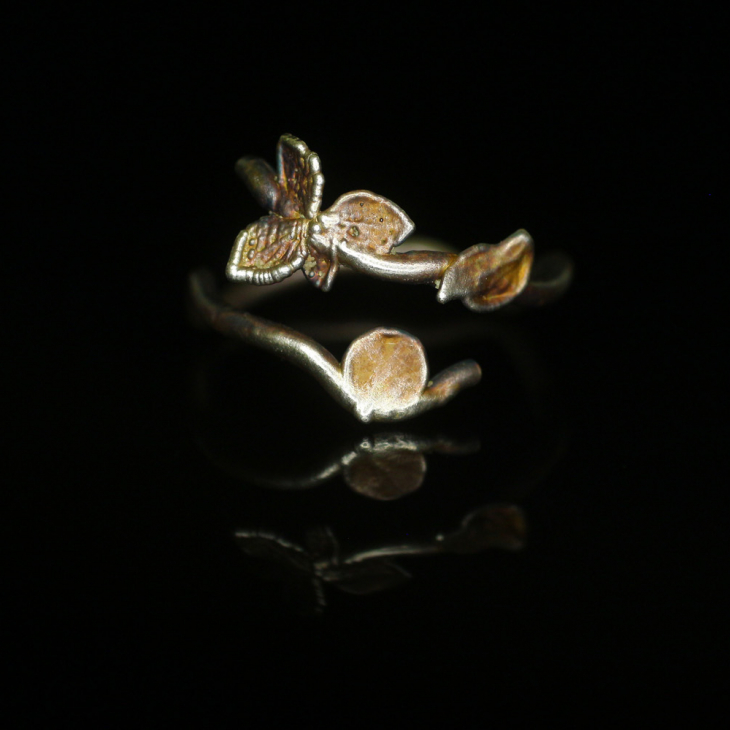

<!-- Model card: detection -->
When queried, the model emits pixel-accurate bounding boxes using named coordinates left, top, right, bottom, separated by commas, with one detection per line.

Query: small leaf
left=438, top=230, right=534, bottom=311
left=226, top=214, right=308, bottom=284
left=276, top=134, right=324, bottom=219
left=342, top=328, right=427, bottom=420
left=320, top=190, right=414, bottom=255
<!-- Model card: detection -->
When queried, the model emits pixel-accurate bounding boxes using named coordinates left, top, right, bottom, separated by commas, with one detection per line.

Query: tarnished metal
left=438, top=230, right=534, bottom=311
left=193, top=135, right=573, bottom=422
left=226, top=134, right=565, bottom=309
left=228, top=134, right=414, bottom=292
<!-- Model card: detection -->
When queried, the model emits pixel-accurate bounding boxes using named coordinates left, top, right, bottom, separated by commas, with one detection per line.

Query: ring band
left=191, top=134, right=572, bottom=422
left=190, top=268, right=483, bottom=422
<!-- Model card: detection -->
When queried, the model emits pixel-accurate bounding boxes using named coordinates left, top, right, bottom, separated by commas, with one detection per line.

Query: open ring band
left=190, top=135, right=572, bottom=422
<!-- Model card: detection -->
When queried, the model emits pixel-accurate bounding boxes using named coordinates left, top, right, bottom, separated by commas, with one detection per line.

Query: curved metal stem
left=337, top=245, right=457, bottom=285
left=336, top=234, right=572, bottom=311
left=190, top=270, right=350, bottom=410
left=411, top=360, right=483, bottom=416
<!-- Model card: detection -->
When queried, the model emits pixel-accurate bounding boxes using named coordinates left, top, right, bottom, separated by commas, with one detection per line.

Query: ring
left=190, top=134, right=572, bottom=422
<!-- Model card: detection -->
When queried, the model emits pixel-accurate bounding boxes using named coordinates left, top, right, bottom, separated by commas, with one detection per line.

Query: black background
left=8, top=3, right=726, bottom=725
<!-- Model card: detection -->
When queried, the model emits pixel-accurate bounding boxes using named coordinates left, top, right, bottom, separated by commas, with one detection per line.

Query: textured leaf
left=226, top=214, right=308, bottom=284
left=319, top=190, right=414, bottom=255
left=276, top=134, right=324, bottom=219
left=342, top=328, right=427, bottom=419
left=437, top=230, right=534, bottom=311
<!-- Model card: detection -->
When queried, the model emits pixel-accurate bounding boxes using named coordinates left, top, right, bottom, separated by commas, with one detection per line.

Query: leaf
left=226, top=214, right=308, bottom=284
left=276, top=134, right=324, bottom=219
left=319, top=190, right=414, bottom=255
left=341, top=328, right=427, bottom=420
left=437, top=230, right=534, bottom=311
left=302, top=248, right=336, bottom=290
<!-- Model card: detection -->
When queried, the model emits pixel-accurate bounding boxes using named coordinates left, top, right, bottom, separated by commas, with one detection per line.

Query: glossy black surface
left=10, top=6, right=724, bottom=724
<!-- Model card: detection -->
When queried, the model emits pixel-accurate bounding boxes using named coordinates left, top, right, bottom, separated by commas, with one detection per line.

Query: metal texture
left=190, top=270, right=482, bottom=422
left=196, top=135, right=573, bottom=422
left=226, top=134, right=567, bottom=309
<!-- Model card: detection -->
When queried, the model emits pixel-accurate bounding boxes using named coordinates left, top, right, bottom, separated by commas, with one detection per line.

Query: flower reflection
left=235, top=504, right=525, bottom=613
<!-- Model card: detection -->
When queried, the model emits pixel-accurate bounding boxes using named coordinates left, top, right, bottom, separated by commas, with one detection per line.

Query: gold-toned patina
left=227, top=134, right=538, bottom=310
left=228, top=135, right=414, bottom=290
left=190, top=134, right=572, bottom=422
